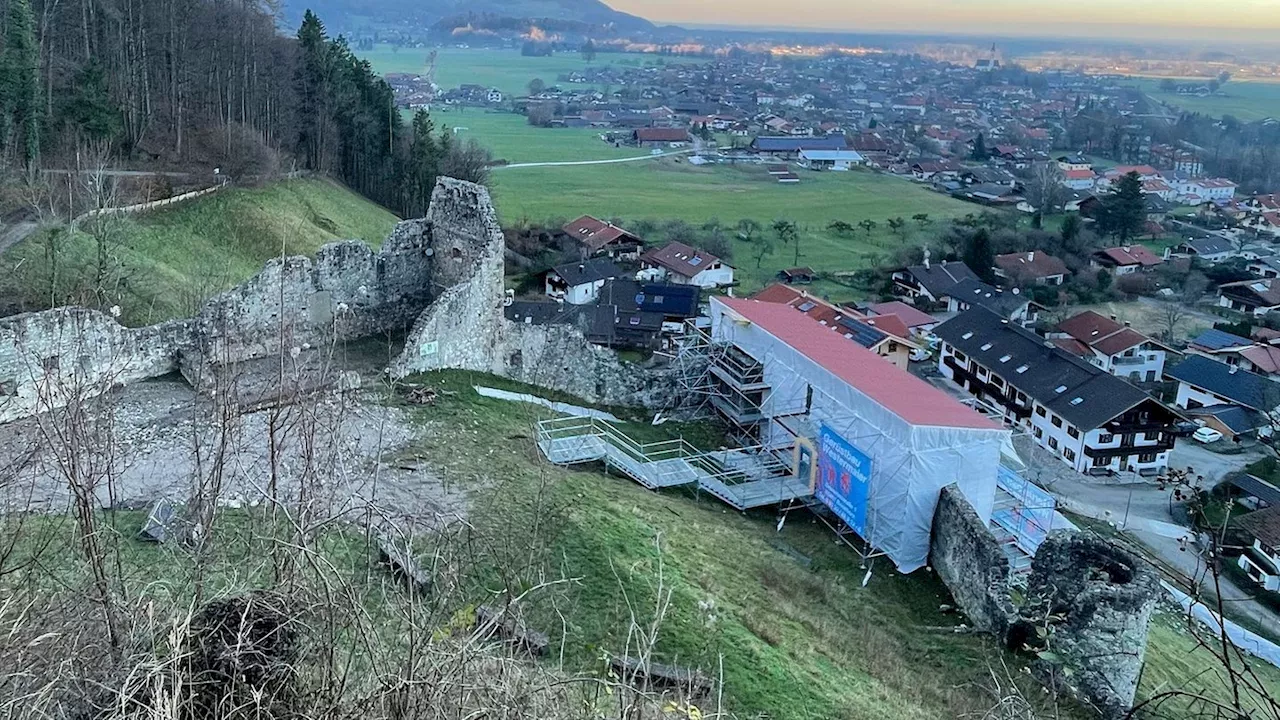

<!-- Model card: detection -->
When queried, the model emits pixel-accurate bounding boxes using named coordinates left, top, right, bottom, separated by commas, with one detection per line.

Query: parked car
left=1192, top=427, right=1224, bottom=444
left=909, top=347, right=932, bottom=362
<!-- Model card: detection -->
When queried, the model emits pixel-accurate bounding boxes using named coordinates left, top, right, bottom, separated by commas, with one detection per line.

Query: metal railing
left=536, top=415, right=794, bottom=491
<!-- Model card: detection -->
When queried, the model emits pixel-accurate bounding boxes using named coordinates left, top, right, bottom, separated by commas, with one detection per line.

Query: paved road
left=1025, top=435, right=1280, bottom=633
left=496, top=148, right=695, bottom=170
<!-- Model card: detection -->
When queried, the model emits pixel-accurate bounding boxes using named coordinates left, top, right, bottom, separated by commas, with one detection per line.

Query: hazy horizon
left=610, top=0, right=1279, bottom=44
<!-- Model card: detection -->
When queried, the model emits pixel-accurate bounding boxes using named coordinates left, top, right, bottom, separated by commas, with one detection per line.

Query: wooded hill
left=0, top=0, right=486, bottom=219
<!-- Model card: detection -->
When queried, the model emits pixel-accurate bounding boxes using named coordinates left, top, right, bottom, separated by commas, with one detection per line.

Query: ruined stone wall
left=932, top=489, right=1160, bottom=718
left=929, top=485, right=1016, bottom=632
left=0, top=308, right=192, bottom=423
left=188, top=187, right=462, bottom=373
left=1021, top=532, right=1160, bottom=719
left=0, top=175, right=673, bottom=422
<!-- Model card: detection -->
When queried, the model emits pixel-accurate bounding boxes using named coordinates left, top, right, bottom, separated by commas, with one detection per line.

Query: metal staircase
left=536, top=416, right=812, bottom=510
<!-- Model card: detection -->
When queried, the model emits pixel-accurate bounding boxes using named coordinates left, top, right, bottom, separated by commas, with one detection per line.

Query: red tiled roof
left=750, top=285, right=916, bottom=344
left=561, top=215, right=641, bottom=253
left=640, top=241, right=723, bottom=278
left=1055, top=310, right=1150, bottom=356
left=716, top=297, right=998, bottom=430
left=1241, top=344, right=1280, bottom=374
left=1097, top=245, right=1163, bottom=267
left=995, top=251, right=1069, bottom=280
left=1064, top=169, right=1096, bottom=180
left=866, top=301, right=937, bottom=329
left=1238, top=507, right=1280, bottom=548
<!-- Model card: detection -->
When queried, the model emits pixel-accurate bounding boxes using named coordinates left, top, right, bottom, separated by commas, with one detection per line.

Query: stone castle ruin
left=0, top=177, right=656, bottom=424
left=0, top=177, right=1161, bottom=718
left=931, top=486, right=1160, bottom=718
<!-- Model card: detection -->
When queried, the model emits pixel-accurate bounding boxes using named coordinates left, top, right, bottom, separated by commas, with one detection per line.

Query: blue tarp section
left=816, top=424, right=872, bottom=536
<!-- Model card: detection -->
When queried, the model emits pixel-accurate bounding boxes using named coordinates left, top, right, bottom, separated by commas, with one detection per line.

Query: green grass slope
left=3, top=178, right=399, bottom=326
left=400, top=373, right=1280, bottom=719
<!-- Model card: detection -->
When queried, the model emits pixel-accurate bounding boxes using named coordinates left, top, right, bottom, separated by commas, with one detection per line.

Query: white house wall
left=712, top=302, right=1008, bottom=573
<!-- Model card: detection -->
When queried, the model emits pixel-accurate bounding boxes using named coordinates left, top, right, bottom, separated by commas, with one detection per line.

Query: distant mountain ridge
left=288, top=0, right=654, bottom=34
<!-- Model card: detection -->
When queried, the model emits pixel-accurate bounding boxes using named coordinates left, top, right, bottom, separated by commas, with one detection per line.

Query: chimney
left=1125, top=321, right=1132, bottom=327
left=1111, top=314, right=1118, bottom=321
left=1027, top=251, right=1035, bottom=261
left=1230, top=365, right=1239, bottom=374
left=923, top=246, right=931, bottom=269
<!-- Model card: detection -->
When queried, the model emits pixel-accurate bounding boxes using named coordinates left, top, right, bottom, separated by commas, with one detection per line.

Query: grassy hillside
left=401, top=373, right=1280, bottom=719
left=2, top=178, right=399, bottom=326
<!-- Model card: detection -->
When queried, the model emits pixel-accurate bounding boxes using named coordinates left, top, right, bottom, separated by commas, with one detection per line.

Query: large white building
left=708, top=296, right=1010, bottom=572
left=934, top=308, right=1182, bottom=476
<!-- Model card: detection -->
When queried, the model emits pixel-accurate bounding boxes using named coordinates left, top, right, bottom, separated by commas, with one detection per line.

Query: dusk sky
left=610, top=0, right=1276, bottom=39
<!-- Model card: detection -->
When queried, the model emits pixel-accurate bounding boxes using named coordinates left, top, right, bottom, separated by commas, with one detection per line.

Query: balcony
left=1112, top=354, right=1158, bottom=367
left=1084, top=441, right=1175, bottom=459
left=943, top=357, right=1032, bottom=421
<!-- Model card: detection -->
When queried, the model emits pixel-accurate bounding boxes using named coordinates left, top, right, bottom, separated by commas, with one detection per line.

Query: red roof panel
left=716, top=297, right=999, bottom=430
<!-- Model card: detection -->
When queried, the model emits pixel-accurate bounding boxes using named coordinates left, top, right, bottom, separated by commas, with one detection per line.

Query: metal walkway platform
left=537, top=416, right=812, bottom=507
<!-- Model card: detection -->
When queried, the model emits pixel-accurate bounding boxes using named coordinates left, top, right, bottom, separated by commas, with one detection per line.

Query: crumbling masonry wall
left=387, top=186, right=672, bottom=408
left=188, top=179, right=499, bottom=376
left=931, top=486, right=1159, bottom=718
left=0, top=308, right=191, bottom=423
left=929, top=485, right=1016, bottom=632
left=0, top=177, right=673, bottom=423
left=1020, top=532, right=1160, bottom=719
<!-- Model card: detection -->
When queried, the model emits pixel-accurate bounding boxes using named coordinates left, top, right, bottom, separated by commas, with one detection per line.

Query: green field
left=362, top=45, right=698, bottom=97
left=1128, top=76, right=1280, bottom=121
left=493, top=159, right=979, bottom=294
left=1, top=178, right=399, bottom=325
left=420, top=109, right=640, bottom=164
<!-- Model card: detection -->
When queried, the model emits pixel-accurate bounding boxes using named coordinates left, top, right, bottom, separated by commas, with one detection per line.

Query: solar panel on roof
left=797, top=301, right=817, bottom=312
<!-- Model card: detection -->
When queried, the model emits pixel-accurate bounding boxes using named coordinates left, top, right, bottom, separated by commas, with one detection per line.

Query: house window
left=1065, top=448, right=1077, bottom=461
left=1051, top=416, right=1063, bottom=428
left=1034, top=427, right=1043, bottom=440
left=1139, top=452, right=1158, bottom=464
left=1068, top=427, right=1080, bottom=439
left=1035, top=407, right=1046, bottom=418
left=1092, top=456, right=1110, bottom=468
left=1048, top=437, right=1059, bottom=450
left=1100, top=433, right=1115, bottom=444
left=1144, top=431, right=1160, bottom=441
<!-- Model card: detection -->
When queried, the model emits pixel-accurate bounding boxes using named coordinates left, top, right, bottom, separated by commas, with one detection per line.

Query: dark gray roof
left=835, top=315, right=888, bottom=349
left=904, top=261, right=980, bottom=297
left=1166, top=355, right=1279, bottom=411
left=1230, top=474, right=1280, bottom=506
left=506, top=300, right=582, bottom=326
left=1182, top=236, right=1233, bottom=256
left=1186, top=404, right=1264, bottom=435
left=944, top=278, right=1030, bottom=318
left=600, top=279, right=700, bottom=318
left=1190, top=328, right=1253, bottom=351
left=549, top=258, right=621, bottom=287
left=933, top=307, right=1164, bottom=430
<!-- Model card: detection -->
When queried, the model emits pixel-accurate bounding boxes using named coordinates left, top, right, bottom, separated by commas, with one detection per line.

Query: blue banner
left=816, top=424, right=872, bottom=536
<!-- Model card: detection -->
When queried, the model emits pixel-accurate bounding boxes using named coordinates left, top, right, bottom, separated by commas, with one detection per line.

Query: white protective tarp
left=714, top=306, right=1009, bottom=572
